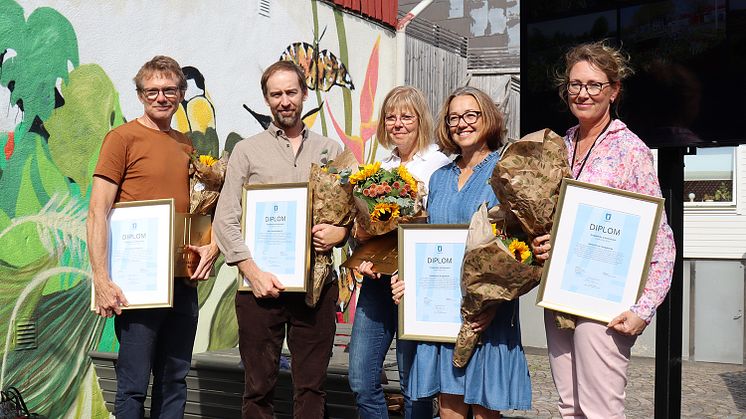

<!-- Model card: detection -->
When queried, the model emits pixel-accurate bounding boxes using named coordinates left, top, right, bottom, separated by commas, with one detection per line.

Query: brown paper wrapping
left=305, top=148, right=358, bottom=307
left=453, top=128, right=573, bottom=368
left=189, top=153, right=229, bottom=216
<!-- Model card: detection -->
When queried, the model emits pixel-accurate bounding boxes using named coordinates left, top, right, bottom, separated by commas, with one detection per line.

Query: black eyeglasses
left=567, top=81, right=612, bottom=96
left=139, top=87, right=182, bottom=101
left=445, top=110, right=482, bottom=127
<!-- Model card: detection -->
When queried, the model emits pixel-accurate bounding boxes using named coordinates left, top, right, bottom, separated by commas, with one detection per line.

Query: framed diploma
left=536, top=179, right=664, bottom=323
left=92, top=198, right=175, bottom=310
left=398, top=224, right=469, bottom=343
left=239, top=183, right=312, bottom=292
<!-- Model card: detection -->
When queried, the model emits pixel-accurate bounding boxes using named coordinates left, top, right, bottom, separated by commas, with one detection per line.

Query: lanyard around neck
left=571, top=119, right=612, bottom=180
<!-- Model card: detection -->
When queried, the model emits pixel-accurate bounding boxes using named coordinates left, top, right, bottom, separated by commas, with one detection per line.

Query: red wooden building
left=324, top=0, right=399, bottom=28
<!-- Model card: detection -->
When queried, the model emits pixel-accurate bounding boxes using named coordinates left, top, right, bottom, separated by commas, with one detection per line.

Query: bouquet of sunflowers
left=189, top=152, right=229, bottom=215
left=348, top=162, right=426, bottom=236
left=175, top=151, right=228, bottom=279
left=453, top=128, right=571, bottom=368
left=492, top=223, right=533, bottom=265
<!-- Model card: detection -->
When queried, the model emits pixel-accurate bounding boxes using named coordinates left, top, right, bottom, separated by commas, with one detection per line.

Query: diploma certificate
left=536, top=179, right=664, bottom=322
left=92, top=199, right=175, bottom=310
left=398, top=224, right=469, bottom=343
left=240, top=183, right=311, bottom=292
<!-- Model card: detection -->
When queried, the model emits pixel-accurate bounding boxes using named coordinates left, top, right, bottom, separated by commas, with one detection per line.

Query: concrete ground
left=502, top=348, right=746, bottom=418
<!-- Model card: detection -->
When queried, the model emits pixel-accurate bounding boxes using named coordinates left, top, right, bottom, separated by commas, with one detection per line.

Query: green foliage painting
left=0, top=0, right=110, bottom=416
left=0, top=1, right=245, bottom=416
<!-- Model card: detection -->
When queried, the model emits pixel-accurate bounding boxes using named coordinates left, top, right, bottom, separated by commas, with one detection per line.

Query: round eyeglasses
left=384, top=114, right=417, bottom=125
left=446, top=110, right=482, bottom=127
left=567, top=81, right=612, bottom=96
left=139, top=87, right=182, bottom=101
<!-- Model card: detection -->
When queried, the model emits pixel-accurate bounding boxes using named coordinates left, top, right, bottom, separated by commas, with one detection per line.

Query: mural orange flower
left=326, top=35, right=380, bottom=163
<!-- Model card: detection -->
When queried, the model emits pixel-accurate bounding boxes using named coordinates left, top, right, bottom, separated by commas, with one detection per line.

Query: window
left=684, top=147, right=735, bottom=205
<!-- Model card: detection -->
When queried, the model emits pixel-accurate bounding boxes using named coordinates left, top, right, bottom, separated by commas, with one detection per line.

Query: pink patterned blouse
left=565, top=119, right=676, bottom=323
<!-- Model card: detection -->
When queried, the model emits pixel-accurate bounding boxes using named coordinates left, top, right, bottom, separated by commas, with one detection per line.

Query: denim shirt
left=427, top=150, right=500, bottom=224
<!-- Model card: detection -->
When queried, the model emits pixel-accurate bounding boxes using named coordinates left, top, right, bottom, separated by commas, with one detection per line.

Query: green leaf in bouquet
left=499, top=237, right=533, bottom=265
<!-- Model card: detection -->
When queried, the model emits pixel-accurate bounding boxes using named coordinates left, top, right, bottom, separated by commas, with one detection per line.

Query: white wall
left=684, top=145, right=746, bottom=259
left=10, top=0, right=396, bottom=156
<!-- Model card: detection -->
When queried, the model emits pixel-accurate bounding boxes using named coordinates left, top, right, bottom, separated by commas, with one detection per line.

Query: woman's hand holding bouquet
left=453, top=129, right=572, bottom=368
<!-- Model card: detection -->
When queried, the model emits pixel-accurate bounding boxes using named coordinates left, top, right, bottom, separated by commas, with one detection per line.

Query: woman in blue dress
left=392, top=86, right=532, bottom=418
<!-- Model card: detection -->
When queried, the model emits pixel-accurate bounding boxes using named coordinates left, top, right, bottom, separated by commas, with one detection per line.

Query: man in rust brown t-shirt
left=86, top=56, right=218, bottom=418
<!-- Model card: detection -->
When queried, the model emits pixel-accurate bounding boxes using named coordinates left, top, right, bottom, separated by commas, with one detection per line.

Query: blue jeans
left=114, top=280, right=199, bottom=419
left=348, top=275, right=433, bottom=419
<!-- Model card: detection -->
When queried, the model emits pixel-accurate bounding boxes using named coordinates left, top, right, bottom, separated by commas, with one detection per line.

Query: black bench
left=89, top=323, right=402, bottom=418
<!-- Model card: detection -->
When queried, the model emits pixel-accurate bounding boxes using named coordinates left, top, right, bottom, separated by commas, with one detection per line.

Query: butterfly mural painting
left=279, top=31, right=355, bottom=92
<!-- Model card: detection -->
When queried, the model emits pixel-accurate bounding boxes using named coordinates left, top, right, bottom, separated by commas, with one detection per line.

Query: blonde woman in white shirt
left=348, top=86, right=450, bottom=418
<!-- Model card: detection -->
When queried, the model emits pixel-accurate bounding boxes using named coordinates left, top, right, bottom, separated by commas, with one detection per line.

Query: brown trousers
left=236, top=282, right=338, bottom=419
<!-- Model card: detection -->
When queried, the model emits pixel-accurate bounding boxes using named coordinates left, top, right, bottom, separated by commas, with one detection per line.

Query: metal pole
left=654, top=147, right=684, bottom=419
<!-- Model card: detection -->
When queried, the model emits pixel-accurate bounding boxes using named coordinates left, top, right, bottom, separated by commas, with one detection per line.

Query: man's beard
left=272, top=108, right=302, bottom=129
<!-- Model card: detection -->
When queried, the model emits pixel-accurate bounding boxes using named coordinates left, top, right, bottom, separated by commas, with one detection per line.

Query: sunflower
left=370, top=202, right=400, bottom=222
left=397, top=165, right=418, bottom=193
left=198, top=154, right=217, bottom=166
left=507, top=239, right=532, bottom=263
left=349, top=161, right=382, bottom=184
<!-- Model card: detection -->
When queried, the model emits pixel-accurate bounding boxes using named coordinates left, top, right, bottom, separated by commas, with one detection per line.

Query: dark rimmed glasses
left=446, top=110, right=482, bottom=127
left=567, top=81, right=612, bottom=96
left=139, top=87, right=182, bottom=101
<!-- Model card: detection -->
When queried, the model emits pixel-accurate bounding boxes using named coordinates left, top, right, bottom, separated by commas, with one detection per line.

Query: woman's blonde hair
left=435, top=86, right=505, bottom=155
left=376, top=86, right=434, bottom=154
left=555, top=40, right=634, bottom=105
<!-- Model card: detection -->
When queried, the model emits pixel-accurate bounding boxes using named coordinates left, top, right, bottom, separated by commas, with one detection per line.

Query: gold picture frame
left=536, top=178, right=665, bottom=323
left=239, top=183, right=312, bottom=292
left=91, top=198, right=175, bottom=310
left=397, top=224, right=469, bottom=343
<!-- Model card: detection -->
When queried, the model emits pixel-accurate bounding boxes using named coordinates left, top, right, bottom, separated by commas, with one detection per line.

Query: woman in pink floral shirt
left=532, top=41, right=676, bottom=418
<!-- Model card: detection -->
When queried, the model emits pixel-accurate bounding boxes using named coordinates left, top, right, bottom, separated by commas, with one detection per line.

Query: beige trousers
left=544, top=309, right=638, bottom=419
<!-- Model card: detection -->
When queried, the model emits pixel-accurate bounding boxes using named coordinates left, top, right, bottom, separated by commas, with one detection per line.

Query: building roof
left=323, top=0, right=399, bottom=28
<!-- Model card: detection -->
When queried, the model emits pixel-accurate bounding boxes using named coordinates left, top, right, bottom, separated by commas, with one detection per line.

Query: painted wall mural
left=0, top=0, right=395, bottom=416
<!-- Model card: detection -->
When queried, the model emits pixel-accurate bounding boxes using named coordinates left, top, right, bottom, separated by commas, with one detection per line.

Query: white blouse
left=380, top=143, right=451, bottom=208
